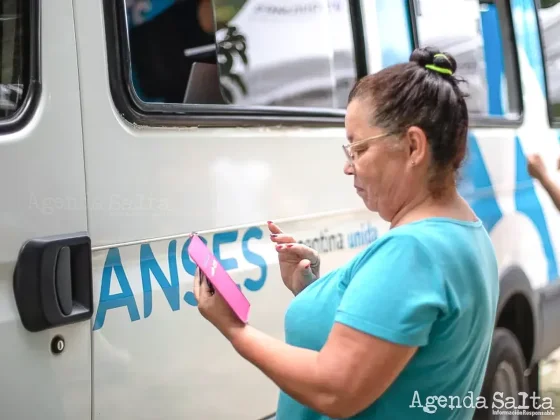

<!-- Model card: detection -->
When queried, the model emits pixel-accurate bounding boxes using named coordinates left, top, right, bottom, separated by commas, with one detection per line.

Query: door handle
left=13, top=232, right=93, bottom=332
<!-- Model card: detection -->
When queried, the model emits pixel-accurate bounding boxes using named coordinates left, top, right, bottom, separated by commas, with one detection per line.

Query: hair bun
left=410, top=47, right=457, bottom=75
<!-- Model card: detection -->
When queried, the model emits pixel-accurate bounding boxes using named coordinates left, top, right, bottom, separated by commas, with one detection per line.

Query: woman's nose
left=343, top=161, right=354, bottom=175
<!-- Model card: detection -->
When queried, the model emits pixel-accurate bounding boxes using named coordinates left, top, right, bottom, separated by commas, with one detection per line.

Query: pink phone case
left=188, top=234, right=250, bottom=323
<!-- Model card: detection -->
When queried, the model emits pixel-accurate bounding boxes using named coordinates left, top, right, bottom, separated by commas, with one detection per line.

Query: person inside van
left=193, top=47, right=499, bottom=419
left=527, top=153, right=560, bottom=210
left=128, top=0, right=216, bottom=103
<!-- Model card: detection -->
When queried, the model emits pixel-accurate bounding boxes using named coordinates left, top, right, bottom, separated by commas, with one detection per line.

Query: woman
left=193, top=47, right=499, bottom=419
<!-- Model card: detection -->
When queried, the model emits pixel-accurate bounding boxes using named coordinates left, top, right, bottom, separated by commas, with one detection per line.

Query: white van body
left=1, top=0, right=560, bottom=419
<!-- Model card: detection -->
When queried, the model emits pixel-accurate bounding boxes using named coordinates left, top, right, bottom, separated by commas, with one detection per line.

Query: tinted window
left=0, top=0, right=28, bottom=119
left=414, top=0, right=520, bottom=119
left=538, top=0, right=560, bottom=122
left=125, top=0, right=357, bottom=109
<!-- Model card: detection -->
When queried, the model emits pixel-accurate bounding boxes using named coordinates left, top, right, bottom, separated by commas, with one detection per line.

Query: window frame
left=409, top=0, right=524, bottom=128
left=103, top=0, right=368, bottom=128
left=534, top=0, right=560, bottom=128
left=0, top=0, right=41, bottom=134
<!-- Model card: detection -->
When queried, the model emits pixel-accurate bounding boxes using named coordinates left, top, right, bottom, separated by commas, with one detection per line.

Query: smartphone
left=188, top=233, right=250, bottom=323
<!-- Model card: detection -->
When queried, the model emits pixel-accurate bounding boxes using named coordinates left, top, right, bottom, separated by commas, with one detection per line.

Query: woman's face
left=343, top=99, right=427, bottom=221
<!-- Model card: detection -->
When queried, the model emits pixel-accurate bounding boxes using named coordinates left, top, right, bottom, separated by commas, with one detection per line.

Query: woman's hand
left=527, top=154, right=548, bottom=182
left=193, top=267, right=245, bottom=341
left=267, top=221, right=320, bottom=295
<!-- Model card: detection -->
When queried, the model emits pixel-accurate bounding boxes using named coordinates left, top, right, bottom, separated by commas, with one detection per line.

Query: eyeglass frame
left=342, top=132, right=396, bottom=165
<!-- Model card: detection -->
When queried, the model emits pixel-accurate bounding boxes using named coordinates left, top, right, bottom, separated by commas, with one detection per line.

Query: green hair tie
left=425, top=54, right=453, bottom=75
left=434, top=53, right=450, bottom=61
left=425, top=64, right=453, bottom=75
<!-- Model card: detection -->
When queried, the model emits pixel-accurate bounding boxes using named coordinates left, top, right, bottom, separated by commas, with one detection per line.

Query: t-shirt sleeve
left=334, top=234, right=448, bottom=347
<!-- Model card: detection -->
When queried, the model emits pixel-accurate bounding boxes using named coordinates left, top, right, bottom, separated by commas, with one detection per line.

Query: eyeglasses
left=342, top=132, right=394, bottom=165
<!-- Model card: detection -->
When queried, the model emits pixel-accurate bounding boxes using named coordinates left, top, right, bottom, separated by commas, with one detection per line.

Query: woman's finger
left=270, top=233, right=296, bottom=244
left=200, top=271, right=214, bottom=298
left=193, top=267, right=201, bottom=302
left=275, top=243, right=319, bottom=263
left=297, top=259, right=316, bottom=283
left=289, top=259, right=317, bottom=293
left=267, top=221, right=283, bottom=235
left=200, top=272, right=209, bottom=296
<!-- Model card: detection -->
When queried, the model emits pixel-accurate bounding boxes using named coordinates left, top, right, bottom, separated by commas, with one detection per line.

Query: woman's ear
left=405, top=126, right=429, bottom=166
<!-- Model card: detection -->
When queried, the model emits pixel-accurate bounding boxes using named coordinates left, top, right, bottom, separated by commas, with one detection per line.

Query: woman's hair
left=348, top=47, right=469, bottom=196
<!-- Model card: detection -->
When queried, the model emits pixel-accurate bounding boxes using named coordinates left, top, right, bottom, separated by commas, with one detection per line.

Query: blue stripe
left=511, top=0, right=546, bottom=94
left=376, top=0, right=413, bottom=67
left=514, top=136, right=558, bottom=282
left=458, top=133, right=503, bottom=233
left=481, top=4, right=506, bottom=116
left=510, top=0, right=557, bottom=282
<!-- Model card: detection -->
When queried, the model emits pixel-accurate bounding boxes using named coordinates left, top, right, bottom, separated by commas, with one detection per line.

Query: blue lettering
left=242, top=227, right=267, bottom=291
left=363, top=223, right=378, bottom=243
left=347, top=224, right=378, bottom=248
left=213, top=231, right=239, bottom=270
left=93, top=248, right=140, bottom=331
left=140, top=240, right=180, bottom=318
left=348, top=230, right=365, bottom=248
left=94, top=226, right=276, bottom=325
left=181, top=235, right=208, bottom=306
left=183, top=291, right=198, bottom=307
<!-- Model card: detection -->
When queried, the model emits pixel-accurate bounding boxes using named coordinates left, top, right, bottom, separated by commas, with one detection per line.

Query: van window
left=413, top=0, right=521, bottom=120
left=125, top=0, right=357, bottom=109
left=538, top=0, right=560, bottom=123
left=0, top=0, right=28, bottom=119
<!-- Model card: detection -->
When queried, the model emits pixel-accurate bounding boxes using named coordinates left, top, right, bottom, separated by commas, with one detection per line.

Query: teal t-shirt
left=276, top=217, right=499, bottom=419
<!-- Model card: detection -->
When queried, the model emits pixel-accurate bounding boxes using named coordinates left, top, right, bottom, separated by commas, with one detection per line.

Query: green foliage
left=540, top=0, right=559, bottom=9
left=217, top=24, right=249, bottom=102
left=551, top=103, right=560, bottom=119
left=214, top=0, right=247, bottom=30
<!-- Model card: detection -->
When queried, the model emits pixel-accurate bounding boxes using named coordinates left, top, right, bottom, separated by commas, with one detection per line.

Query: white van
left=1, top=0, right=560, bottom=418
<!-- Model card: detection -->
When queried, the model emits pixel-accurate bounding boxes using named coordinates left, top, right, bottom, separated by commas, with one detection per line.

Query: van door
left=0, top=1, right=91, bottom=419
left=74, top=0, right=414, bottom=419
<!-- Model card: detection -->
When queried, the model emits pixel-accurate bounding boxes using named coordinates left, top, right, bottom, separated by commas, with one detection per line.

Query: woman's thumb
left=295, top=259, right=315, bottom=284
